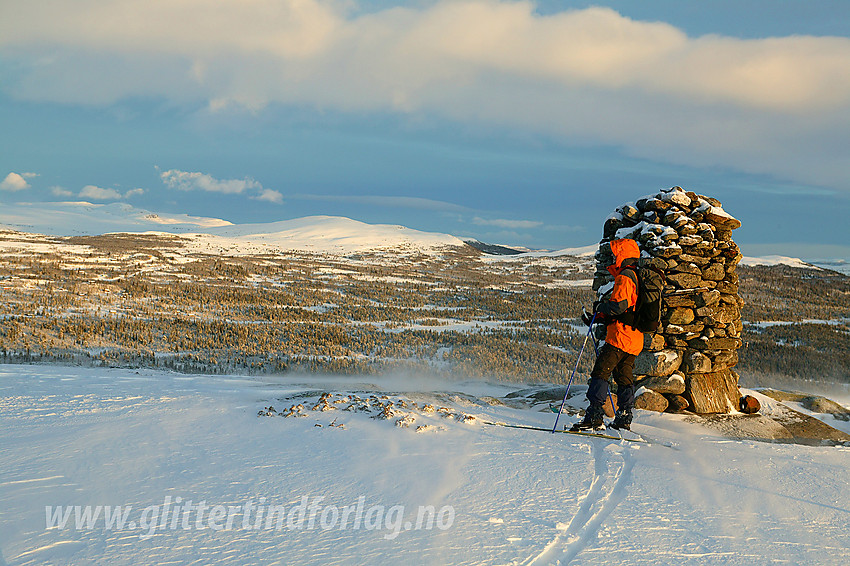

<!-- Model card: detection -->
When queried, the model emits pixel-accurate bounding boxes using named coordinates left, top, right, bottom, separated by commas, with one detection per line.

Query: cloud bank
left=3, top=1, right=850, bottom=190
left=472, top=217, right=542, bottom=229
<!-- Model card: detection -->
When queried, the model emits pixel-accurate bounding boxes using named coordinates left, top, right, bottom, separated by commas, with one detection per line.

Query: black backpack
left=620, top=259, right=666, bottom=333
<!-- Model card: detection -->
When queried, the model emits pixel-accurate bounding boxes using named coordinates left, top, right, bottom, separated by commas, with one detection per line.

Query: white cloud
left=160, top=169, right=261, bottom=194
left=51, top=186, right=74, bottom=197
left=79, top=185, right=123, bottom=200
left=253, top=189, right=284, bottom=204
left=3, top=1, right=850, bottom=190
left=1, top=172, right=33, bottom=192
left=4, top=1, right=848, bottom=112
left=0, top=0, right=339, bottom=60
left=472, top=217, right=543, bottom=229
left=124, top=188, right=145, bottom=198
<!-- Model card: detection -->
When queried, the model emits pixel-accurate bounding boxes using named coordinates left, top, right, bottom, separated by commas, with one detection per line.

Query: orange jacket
left=599, top=239, right=644, bottom=355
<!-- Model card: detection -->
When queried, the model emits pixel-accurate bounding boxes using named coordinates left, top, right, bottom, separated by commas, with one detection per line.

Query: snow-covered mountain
left=2, top=200, right=843, bottom=270
left=201, top=216, right=466, bottom=254
left=0, top=202, right=466, bottom=255
left=739, top=255, right=818, bottom=270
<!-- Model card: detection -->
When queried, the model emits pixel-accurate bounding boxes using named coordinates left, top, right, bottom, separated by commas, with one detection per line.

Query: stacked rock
left=592, top=186, right=744, bottom=414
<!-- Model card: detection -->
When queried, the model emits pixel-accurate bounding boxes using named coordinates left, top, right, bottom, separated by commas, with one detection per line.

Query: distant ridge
left=2, top=201, right=847, bottom=270
left=739, top=255, right=819, bottom=270
left=464, top=239, right=524, bottom=255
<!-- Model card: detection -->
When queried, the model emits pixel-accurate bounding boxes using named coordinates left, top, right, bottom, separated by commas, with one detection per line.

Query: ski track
left=525, top=441, right=635, bottom=566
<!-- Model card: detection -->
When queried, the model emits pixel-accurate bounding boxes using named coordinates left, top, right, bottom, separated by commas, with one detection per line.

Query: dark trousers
left=587, top=343, right=636, bottom=411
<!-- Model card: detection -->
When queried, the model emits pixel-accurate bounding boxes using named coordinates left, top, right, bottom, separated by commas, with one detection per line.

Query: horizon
left=3, top=205, right=849, bottom=275
left=2, top=1, right=850, bottom=261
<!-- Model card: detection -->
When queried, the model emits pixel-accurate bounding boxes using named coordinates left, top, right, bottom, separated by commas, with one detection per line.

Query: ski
left=482, top=420, right=646, bottom=443
left=482, top=419, right=679, bottom=449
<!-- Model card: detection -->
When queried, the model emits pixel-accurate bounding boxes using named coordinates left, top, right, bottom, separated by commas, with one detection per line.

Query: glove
left=581, top=307, right=605, bottom=326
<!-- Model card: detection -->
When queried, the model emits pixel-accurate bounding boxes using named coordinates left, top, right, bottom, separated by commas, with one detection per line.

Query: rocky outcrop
left=689, top=403, right=850, bottom=446
left=759, top=389, right=850, bottom=422
left=593, top=186, right=744, bottom=414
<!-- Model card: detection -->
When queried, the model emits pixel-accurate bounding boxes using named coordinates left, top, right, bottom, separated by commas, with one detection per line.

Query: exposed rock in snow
left=633, top=387, right=669, bottom=412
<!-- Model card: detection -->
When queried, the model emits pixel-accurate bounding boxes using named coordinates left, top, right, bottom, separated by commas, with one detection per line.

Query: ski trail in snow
left=525, top=443, right=635, bottom=566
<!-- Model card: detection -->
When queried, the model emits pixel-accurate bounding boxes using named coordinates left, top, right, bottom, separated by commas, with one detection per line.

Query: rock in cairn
left=592, top=187, right=744, bottom=414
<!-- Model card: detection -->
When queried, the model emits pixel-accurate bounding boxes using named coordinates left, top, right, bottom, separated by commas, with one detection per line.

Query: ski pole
left=551, top=311, right=597, bottom=433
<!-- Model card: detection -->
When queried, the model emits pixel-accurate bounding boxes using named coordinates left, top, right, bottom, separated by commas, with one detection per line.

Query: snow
left=170, top=216, right=464, bottom=256
left=0, top=201, right=232, bottom=235
left=806, top=259, right=850, bottom=275
left=660, top=188, right=691, bottom=207
left=745, top=318, right=849, bottom=329
left=481, top=245, right=597, bottom=261
left=200, top=216, right=465, bottom=254
left=708, top=205, right=735, bottom=221
left=2, top=365, right=849, bottom=565
left=0, top=205, right=464, bottom=255
left=740, top=255, right=818, bottom=270
left=539, top=279, right=593, bottom=289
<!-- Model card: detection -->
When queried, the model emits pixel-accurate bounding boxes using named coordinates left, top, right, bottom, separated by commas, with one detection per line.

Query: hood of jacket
left=606, top=238, right=640, bottom=277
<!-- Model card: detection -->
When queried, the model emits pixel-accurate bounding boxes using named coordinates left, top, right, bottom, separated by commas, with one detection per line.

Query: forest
left=1, top=229, right=848, bottom=383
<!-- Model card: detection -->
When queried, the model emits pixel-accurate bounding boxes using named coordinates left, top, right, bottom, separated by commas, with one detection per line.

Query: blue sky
left=2, top=0, right=849, bottom=258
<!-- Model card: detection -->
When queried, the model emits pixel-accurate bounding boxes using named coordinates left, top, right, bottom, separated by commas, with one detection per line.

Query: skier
left=572, top=238, right=644, bottom=432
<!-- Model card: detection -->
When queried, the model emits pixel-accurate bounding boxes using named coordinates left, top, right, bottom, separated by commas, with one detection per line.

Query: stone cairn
left=592, top=186, right=744, bottom=414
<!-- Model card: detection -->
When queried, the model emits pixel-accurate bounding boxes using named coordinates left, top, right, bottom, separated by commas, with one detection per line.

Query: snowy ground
left=2, top=365, right=849, bottom=565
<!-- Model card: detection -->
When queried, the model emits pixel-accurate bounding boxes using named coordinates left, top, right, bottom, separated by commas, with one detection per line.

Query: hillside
left=1, top=220, right=848, bottom=385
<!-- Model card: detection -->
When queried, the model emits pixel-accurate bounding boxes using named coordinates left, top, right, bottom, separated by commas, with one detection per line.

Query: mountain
left=0, top=202, right=466, bottom=255
left=1, top=201, right=841, bottom=269
left=201, top=216, right=466, bottom=254
left=739, top=255, right=820, bottom=270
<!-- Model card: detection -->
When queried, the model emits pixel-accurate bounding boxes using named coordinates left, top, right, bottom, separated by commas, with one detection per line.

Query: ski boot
left=569, top=404, right=605, bottom=432
left=609, top=408, right=633, bottom=431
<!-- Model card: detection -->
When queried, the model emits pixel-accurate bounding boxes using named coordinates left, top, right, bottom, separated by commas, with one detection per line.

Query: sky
left=1, top=0, right=850, bottom=259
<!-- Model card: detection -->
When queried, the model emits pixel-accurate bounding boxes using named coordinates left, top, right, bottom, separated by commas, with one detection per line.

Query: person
left=572, top=238, right=644, bottom=432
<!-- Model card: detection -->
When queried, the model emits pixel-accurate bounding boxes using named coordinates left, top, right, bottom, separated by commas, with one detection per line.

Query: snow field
left=1, top=365, right=849, bottom=565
